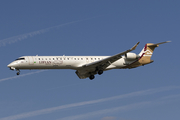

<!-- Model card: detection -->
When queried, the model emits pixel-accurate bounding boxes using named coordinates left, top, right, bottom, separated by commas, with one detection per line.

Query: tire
left=89, top=75, right=95, bottom=80
left=98, top=70, right=103, bottom=75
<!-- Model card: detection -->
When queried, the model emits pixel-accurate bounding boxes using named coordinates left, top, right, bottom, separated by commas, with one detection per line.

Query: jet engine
left=125, top=53, right=140, bottom=60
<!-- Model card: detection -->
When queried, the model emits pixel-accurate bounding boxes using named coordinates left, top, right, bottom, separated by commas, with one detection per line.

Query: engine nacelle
left=125, top=53, right=140, bottom=60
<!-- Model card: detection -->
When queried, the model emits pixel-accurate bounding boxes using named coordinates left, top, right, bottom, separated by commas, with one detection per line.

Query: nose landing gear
left=16, top=69, right=20, bottom=75
left=9, top=67, right=20, bottom=75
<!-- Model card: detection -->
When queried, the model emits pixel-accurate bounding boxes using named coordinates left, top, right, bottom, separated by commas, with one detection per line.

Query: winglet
left=131, top=42, right=140, bottom=50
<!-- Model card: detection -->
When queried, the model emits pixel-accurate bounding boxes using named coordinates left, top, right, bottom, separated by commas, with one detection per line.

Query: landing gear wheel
left=16, top=69, right=20, bottom=75
left=89, top=75, right=95, bottom=80
left=98, top=70, right=103, bottom=75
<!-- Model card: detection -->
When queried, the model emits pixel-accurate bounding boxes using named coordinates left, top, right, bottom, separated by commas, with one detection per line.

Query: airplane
left=7, top=41, right=170, bottom=80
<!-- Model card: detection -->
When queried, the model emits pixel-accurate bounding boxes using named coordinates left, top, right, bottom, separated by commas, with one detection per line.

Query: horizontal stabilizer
left=148, top=41, right=171, bottom=47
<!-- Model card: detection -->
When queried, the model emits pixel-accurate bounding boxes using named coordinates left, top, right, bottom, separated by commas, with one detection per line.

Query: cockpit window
left=15, top=58, right=25, bottom=61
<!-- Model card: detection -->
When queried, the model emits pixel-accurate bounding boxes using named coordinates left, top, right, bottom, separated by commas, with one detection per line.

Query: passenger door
left=28, top=56, right=34, bottom=65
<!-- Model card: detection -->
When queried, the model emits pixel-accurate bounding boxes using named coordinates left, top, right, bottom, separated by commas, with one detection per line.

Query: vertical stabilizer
left=138, top=41, right=170, bottom=65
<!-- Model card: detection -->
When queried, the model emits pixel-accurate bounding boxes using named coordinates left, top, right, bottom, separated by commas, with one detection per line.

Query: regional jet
left=7, top=41, right=170, bottom=80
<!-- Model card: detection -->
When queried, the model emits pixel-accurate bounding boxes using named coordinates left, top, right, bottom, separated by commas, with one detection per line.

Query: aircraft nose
left=7, top=63, right=11, bottom=67
left=7, top=63, right=14, bottom=67
left=7, top=63, right=14, bottom=68
left=7, top=62, right=18, bottom=68
left=7, top=62, right=17, bottom=70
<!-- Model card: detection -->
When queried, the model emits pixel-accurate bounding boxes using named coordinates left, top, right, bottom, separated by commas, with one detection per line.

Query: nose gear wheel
left=16, top=69, right=20, bottom=75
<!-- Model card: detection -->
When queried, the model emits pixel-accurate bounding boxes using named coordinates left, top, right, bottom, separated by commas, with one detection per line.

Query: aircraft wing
left=76, top=42, right=140, bottom=79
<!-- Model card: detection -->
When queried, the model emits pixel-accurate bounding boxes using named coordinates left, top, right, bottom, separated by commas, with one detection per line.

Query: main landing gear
left=98, top=70, right=103, bottom=75
left=89, top=70, right=104, bottom=80
left=89, top=75, right=95, bottom=80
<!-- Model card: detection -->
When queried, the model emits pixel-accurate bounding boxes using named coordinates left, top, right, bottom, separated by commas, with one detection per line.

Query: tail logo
left=144, top=50, right=153, bottom=56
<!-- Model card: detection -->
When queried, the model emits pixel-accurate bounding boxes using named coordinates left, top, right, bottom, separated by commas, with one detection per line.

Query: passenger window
left=39, top=58, right=40, bottom=60
left=49, top=58, right=51, bottom=60
left=81, top=58, right=83, bottom=60
left=67, top=58, right=69, bottom=60
left=74, top=58, right=76, bottom=60
left=42, top=58, right=43, bottom=60
left=53, top=58, right=54, bottom=60
left=78, top=58, right=79, bottom=60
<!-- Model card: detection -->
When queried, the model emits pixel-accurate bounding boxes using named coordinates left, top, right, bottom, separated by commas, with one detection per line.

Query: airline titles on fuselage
left=39, top=61, right=52, bottom=64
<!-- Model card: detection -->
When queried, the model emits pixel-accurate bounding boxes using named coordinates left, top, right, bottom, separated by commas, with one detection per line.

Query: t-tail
left=138, top=41, right=171, bottom=65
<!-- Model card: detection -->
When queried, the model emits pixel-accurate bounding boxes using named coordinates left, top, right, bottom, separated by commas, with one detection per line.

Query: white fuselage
left=7, top=41, right=169, bottom=79
left=8, top=55, right=132, bottom=70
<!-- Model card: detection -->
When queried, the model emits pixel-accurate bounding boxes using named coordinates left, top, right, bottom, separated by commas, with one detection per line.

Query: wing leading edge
left=76, top=42, right=140, bottom=79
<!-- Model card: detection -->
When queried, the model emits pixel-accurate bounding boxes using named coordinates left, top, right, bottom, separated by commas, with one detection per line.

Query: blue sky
left=0, top=0, right=180, bottom=120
